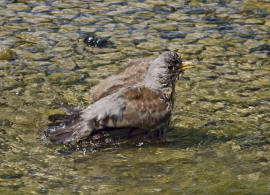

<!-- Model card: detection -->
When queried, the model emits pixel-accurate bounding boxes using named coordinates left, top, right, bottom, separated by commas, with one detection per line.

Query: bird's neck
left=144, top=59, right=175, bottom=103
left=144, top=61, right=165, bottom=91
left=144, top=74, right=162, bottom=92
left=145, top=73, right=175, bottom=103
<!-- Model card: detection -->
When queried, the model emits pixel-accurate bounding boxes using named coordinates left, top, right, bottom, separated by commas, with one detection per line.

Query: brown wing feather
left=88, top=87, right=171, bottom=143
left=46, top=86, right=171, bottom=145
left=120, top=86, right=170, bottom=128
left=91, top=87, right=171, bottom=130
left=91, top=58, right=151, bottom=101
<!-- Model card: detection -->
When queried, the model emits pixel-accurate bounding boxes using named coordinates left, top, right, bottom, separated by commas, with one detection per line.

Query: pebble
left=0, top=45, right=14, bottom=60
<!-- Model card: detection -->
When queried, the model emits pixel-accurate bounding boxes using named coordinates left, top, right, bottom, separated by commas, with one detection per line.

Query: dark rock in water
left=84, top=34, right=110, bottom=48
left=250, top=44, right=270, bottom=54
left=45, top=66, right=63, bottom=76
left=152, top=5, right=177, bottom=15
left=203, top=15, right=228, bottom=24
left=133, top=38, right=148, bottom=45
left=185, top=7, right=212, bottom=15
left=108, top=2, right=128, bottom=6
left=160, top=32, right=186, bottom=40
left=238, top=32, right=256, bottom=39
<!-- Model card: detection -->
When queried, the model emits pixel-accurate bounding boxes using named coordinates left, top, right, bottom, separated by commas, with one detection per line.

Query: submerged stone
left=84, top=34, right=110, bottom=48
left=0, top=45, right=14, bottom=60
left=250, top=44, right=270, bottom=54
left=160, top=31, right=186, bottom=40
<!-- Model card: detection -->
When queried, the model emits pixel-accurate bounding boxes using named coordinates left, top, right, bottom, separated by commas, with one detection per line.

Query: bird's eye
left=168, top=65, right=174, bottom=70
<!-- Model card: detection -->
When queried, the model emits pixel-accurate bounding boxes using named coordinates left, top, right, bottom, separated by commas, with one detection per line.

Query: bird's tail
left=44, top=98, right=89, bottom=145
left=46, top=126, right=75, bottom=145
left=45, top=112, right=82, bottom=144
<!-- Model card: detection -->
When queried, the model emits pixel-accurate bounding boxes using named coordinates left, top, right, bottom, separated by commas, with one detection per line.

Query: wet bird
left=45, top=51, right=193, bottom=145
left=91, top=58, right=151, bottom=102
left=91, top=56, right=192, bottom=102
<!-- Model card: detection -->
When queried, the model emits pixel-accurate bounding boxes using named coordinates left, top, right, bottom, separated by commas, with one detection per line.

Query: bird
left=91, top=56, right=192, bottom=102
left=45, top=51, right=193, bottom=145
left=91, top=57, right=151, bottom=102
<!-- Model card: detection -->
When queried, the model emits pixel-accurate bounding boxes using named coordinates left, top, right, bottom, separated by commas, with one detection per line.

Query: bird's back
left=45, top=51, right=187, bottom=146
left=91, top=58, right=151, bottom=101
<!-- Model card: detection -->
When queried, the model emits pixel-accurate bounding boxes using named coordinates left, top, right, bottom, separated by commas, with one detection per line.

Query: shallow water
left=0, top=0, right=270, bottom=194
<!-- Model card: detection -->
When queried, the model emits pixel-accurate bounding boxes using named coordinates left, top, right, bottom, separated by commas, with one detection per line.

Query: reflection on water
left=0, top=0, right=270, bottom=194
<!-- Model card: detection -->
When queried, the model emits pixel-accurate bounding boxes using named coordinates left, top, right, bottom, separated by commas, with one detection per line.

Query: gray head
left=145, top=51, right=183, bottom=91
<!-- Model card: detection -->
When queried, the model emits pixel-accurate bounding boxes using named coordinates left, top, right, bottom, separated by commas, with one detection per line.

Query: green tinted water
left=0, top=0, right=270, bottom=194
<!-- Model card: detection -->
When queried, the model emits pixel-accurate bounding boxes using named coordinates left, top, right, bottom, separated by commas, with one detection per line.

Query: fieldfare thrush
left=45, top=51, right=193, bottom=145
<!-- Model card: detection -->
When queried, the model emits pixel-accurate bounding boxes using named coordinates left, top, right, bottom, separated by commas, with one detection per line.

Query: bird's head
left=145, top=51, right=193, bottom=90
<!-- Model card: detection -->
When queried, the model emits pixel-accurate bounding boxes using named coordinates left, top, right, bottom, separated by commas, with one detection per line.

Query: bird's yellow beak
left=180, top=61, right=193, bottom=71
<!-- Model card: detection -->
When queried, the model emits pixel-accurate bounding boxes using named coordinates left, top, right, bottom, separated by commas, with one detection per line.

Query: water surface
left=0, top=0, right=270, bottom=194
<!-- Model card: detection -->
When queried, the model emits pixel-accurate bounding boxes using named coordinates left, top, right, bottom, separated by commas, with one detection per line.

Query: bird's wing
left=46, top=93, right=126, bottom=144
left=46, top=86, right=171, bottom=145
left=91, top=58, right=151, bottom=101
left=116, top=86, right=171, bottom=128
